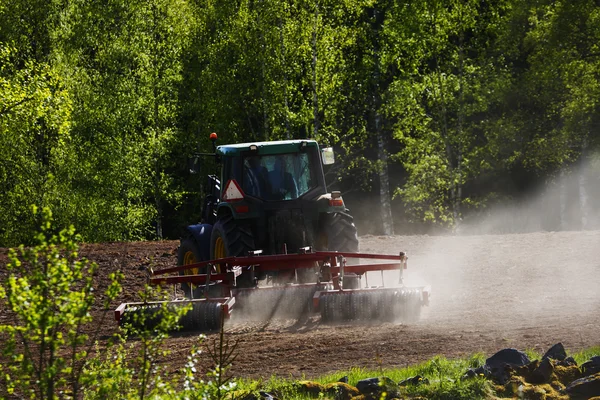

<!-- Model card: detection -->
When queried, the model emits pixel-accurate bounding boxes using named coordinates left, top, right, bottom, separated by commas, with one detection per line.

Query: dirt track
left=3, top=231, right=600, bottom=380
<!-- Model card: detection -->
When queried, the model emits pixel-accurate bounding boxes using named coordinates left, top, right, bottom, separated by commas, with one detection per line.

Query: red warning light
left=209, top=132, right=218, bottom=141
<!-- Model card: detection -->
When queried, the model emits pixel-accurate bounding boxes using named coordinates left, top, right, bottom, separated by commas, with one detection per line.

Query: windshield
left=242, top=153, right=314, bottom=200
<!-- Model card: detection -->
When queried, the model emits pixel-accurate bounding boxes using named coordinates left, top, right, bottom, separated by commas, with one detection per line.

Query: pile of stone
left=462, top=343, right=600, bottom=399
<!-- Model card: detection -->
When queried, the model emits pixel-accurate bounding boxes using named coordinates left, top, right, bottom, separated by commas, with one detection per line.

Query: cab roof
left=216, top=139, right=319, bottom=157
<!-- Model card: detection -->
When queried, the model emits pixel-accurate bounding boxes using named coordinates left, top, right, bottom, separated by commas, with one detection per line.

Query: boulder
left=582, top=356, right=600, bottom=377
left=225, top=390, right=278, bottom=400
left=501, top=375, right=562, bottom=400
left=542, top=342, right=567, bottom=361
left=398, top=375, right=429, bottom=386
left=356, top=377, right=380, bottom=396
left=356, top=377, right=399, bottom=398
left=559, top=356, right=577, bottom=367
left=484, top=348, right=531, bottom=384
left=554, top=364, right=582, bottom=386
left=323, top=382, right=360, bottom=400
left=337, top=375, right=349, bottom=384
left=461, top=366, right=488, bottom=381
left=294, top=381, right=324, bottom=395
left=565, top=372, right=600, bottom=399
left=486, top=348, right=531, bottom=370
left=530, top=358, right=554, bottom=384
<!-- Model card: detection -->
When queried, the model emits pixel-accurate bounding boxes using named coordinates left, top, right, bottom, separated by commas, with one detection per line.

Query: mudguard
left=184, top=223, right=213, bottom=260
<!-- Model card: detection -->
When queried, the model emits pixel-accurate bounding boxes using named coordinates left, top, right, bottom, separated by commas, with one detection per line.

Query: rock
left=398, top=375, right=429, bottom=386
left=486, top=348, right=531, bottom=369
left=514, top=359, right=539, bottom=378
left=356, top=377, right=399, bottom=398
left=484, top=348, right=531, bottom=384
left=582, top=356, right=600, bottom=377
left=559, top=356, right=577, bottom=367
left=323, top=382, right=360, bottom=400
left=356, top=377, right=379, bottom=395
left=554, top=364, right=582, bottom=386
left=226, top=390, right=278, bottom=400
left=294, top=381, right=324, bottom=395
left=565, top=372, right=600, bottom=399
left=337, top=375, right=349, bottom=384
left=502, top=375, right=562, bottom=400
left=530, top=357, right=554, bottom=384
left=542, top=342, right=567, bottom=361
left=461, top=366, right=488, bottom=381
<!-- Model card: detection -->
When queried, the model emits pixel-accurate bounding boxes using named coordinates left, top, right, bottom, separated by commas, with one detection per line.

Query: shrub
left=0, top=206, right=121, bottom=399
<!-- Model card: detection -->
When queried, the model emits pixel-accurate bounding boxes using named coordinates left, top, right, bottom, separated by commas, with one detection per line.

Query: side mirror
left=321, top=147, right=335, bottom=165
left=188, top=156, right=199, bottom=174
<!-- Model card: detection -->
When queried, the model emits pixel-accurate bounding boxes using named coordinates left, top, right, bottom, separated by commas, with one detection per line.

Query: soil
left=1, top=231, right=599, bottom=381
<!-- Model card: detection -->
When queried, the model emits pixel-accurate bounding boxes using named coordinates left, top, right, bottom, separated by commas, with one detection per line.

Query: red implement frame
left=149, top=250, right=407, bottom=289
left=115, top=250, right=425, bottom=323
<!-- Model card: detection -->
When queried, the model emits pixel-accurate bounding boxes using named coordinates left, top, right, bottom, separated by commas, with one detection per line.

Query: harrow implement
left=115, top=249, right=430, bottom=331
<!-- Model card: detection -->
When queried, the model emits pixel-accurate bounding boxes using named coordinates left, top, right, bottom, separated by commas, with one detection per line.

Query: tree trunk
left=579, top=138, right=588, bottom=230
left=370, top=7, right=393, bottom=235
left=152, top=1, right=163, bottom=240
left=454, top=34, right=464, bottom=226
left=311, top=3, right=319, bottom=138
left=258, top=0, right=269, bottom=140
left=559, top=169, right=567, bottom=231
left=279, top=17, right=291, bottom=139
left=378, top=130, right=394, bottom=235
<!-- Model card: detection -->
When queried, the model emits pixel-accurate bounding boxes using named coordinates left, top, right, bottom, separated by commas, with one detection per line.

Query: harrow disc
left=319, top=287, right=423, bottom=323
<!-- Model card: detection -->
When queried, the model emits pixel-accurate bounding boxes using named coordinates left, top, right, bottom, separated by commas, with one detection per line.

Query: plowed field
left=2, top=231, right=600, bottom=380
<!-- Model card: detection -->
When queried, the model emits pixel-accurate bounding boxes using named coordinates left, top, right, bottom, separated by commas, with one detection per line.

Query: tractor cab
left=218, top=140, right=329, bottom=203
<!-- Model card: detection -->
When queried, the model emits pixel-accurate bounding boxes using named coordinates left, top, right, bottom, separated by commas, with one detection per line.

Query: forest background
left=2, top=0, right=600, bottom=247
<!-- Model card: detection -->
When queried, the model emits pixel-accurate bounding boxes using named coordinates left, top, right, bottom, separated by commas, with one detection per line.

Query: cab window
left=242, top=153, right=314, bottom=200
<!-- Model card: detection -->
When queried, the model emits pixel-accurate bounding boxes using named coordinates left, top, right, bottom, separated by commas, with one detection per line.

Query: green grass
left=230, top=347, right=600, bottom=400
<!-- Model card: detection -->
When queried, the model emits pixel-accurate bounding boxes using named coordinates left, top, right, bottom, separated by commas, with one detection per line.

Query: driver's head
left=248, top=156, right=261, bottom=169
left=274, top=157, right=285, bottom=172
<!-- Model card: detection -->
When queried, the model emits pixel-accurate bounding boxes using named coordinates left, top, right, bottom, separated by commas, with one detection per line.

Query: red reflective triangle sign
left=223, top=179, right=245, bottom=202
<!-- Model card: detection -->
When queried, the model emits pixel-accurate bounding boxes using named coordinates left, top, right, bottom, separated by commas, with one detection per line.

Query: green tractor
left=115, top=135, right=428, bottom=329
left=178, top=135, right=360, bottom=297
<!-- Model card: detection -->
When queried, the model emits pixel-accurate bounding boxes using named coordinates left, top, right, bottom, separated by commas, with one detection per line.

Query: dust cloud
left=359, top=154, right=600, bottom=331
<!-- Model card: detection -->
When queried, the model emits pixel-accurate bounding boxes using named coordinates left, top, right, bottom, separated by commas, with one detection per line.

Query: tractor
left=115, top=134, right=429, bottom=331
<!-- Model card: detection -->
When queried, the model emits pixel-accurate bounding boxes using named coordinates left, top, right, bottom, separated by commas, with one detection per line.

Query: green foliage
left=0, top=207, right=240, bottom=399
left=3, top=0, right=600, bottom=238
left=253, top=354, right=491, bottom=399
left=572, top=346, right=600, bottom=366
left=0, top=206, right=121, bottom=399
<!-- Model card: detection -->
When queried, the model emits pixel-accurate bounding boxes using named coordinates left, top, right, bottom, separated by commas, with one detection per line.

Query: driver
left=244, top=156, right=269, bottom=197
left=269, top=157, right=298, bottom=200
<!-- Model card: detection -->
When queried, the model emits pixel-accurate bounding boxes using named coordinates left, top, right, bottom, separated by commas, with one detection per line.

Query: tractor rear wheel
left=177, top=238, right=205, bottom=298
left=320, top=212, right=360, bottom=288
left=322, top=212, right=359, bottom=252
left=210, top=214, right=255, bottom=287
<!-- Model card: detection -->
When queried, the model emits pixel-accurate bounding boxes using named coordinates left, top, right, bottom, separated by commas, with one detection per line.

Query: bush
left=0, top=206, right=122, bottom=398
